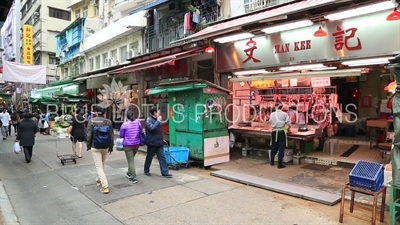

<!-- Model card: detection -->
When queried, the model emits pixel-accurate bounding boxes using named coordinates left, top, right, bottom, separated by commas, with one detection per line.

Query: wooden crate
left=366, top=119, right=388, bottom=128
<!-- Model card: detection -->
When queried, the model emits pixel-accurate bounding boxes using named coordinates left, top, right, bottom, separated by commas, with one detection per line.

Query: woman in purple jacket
left=119, top=111, right=142, bottom=183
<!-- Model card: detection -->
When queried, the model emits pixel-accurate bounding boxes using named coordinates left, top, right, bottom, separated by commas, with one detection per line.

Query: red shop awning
left=108, top=48, right=203, bottom=75
left=171, top=0, right=341, bottom=44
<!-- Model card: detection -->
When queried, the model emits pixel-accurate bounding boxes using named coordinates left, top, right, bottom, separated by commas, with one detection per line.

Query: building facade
left=57, top=0, right=105, bottom=80
left=21, top=0, right=72, bottom=84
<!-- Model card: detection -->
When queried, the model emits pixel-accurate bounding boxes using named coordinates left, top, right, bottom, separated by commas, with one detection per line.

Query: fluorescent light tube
left=261, top=20, right=313, bottom=34
left=311, top=67, right=337, bottom=71
left=342, top=57, right=393, bottom=65
left=347, top=62, right=390, bottom=67
left=214, top=33, right=255, bottom=43
left=233, top=69, right=269, bottom=76
left=280, top=64, right=326, bottom=71
left=325, top=1, right=395, bottom=21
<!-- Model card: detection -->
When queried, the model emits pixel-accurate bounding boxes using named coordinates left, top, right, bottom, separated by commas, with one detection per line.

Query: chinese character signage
left=242, top=38, right=261, bottom=63
left=215, top=10, right=400, bottom=73
left=311, top=77, right=331, bottom=87
left=22, top=25, right=33, bottom=65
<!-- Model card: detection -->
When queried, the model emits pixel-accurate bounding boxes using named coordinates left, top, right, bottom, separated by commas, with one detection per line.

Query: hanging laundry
left=192, top=9, right=200, bottom=24
left=183, top=12, right=192, bottom=35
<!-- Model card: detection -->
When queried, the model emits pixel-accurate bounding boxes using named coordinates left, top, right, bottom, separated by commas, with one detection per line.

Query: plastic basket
left=349, top=160, right=384, bottom=191
left=163, top=146, right=189, bottom=165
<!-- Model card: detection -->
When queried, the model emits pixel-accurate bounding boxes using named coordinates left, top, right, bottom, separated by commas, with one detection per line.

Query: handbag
left=115, top=138, right=124, bottom=151
left=140, top=132, right=147, bottom=146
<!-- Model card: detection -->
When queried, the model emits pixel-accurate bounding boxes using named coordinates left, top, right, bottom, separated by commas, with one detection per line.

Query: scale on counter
left=298, top=125, right=309, bottom=132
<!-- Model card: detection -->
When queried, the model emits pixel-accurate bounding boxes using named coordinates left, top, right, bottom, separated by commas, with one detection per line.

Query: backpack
left=93, top=120, right=111, bottom=149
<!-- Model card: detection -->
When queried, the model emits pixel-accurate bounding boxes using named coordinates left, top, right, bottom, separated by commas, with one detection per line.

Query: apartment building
left=21, top=0, right=72, bottom=84
left=57, top=0, right=110, bottom=80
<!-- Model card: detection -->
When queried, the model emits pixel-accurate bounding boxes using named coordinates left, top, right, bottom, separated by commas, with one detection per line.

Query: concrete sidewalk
left=0, top=133, right=387, bottom=225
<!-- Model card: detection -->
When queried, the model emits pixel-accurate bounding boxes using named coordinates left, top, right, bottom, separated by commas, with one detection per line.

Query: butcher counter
left=229, top=124, right=323, bottom=155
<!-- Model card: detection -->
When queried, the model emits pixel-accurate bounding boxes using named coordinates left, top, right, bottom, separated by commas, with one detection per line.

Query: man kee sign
left=215, top=10, right=400, bottom=73
left=273, top=26, right=361, bottom=54
left=274, top=40, right=312, bottom=54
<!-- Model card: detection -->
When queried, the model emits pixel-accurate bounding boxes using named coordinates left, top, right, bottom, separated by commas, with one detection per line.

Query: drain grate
left=113, top=183, right=132, bottom=189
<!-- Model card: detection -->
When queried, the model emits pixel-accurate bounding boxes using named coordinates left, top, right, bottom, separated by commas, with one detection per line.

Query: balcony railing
left=145, top=1, right=220, bottom=53
left=145, top=22, right=188, bottom=53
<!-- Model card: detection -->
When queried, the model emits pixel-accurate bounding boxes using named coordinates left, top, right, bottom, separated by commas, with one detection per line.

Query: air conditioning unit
left=90, top=0, right=96, bottom=5
left=127, top=49, right=140, bottom=59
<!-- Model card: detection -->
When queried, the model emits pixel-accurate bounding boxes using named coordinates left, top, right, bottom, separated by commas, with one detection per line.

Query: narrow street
left=0, top=134, right=383, bottom=225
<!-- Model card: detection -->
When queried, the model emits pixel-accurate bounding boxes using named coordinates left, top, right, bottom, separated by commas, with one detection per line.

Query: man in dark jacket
left=16, top=113, right=39, bottom=163
left=144, top=106, right=172, bottom=178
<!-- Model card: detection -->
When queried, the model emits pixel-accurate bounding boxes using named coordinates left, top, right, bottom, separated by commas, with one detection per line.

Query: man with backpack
left=86, top=106, right=114, bottom=194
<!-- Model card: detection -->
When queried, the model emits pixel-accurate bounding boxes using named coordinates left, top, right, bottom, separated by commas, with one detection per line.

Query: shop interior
left=229, top=62, right=395, bottom=165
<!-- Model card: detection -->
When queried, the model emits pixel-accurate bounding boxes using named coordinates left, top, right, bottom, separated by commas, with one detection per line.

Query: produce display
left=51, top=115, right=72, bottom=135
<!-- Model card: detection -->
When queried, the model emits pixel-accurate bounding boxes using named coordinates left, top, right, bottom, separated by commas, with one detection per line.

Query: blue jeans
left=144, top=146, right=169, bottom=176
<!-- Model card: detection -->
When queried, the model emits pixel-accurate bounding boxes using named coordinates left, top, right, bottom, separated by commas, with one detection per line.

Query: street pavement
left=0, top=132, right=385, bottom=225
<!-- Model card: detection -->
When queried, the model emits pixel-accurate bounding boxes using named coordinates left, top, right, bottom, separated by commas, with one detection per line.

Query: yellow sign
left=22, top=25, right=33, bottom=65
left=250, top=80, right=275, bottom=88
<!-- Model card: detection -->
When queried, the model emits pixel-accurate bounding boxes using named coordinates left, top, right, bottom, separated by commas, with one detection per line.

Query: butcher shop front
left=216, top=10, right=400, bottom=165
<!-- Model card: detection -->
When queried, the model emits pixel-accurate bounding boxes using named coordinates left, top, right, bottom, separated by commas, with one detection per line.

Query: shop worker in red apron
left=268, top=103, right=291, bottom=169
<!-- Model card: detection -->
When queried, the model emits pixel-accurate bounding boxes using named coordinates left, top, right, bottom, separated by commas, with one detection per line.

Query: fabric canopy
left=28, top=98, right=40, bottom=104
left=35, top=84, right=74, bottom=94
left=147, top=84, right=207, bottom=96
left=128, top=0, right=169, bottom=15
left=29, top=96, right=59, bottom=104
left=0, top=93, right=12, bottom=101
left=108, top=48, right=203, bottom=75
left=2, top=60, right=46, bottom=84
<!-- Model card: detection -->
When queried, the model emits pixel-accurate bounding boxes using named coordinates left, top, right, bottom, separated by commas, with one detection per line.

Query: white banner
left=2, top=60, right=46, bottom=84
left=311, top=77, right=331, bottom=87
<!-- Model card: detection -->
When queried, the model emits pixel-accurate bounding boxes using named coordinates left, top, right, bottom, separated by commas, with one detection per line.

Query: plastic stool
left=390, top=184, right=400, bottom=225
left=324, top=138, right=339, bottom=156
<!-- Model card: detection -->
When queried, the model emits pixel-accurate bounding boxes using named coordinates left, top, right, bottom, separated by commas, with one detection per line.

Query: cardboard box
left=384, top=162, right=392, bottom=186
left=268, top=149, right=293, bottom=163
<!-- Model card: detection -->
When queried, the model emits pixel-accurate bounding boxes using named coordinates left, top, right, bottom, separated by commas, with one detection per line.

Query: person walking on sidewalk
left=68, top=110, right=86, bottom=158
left=119, top=110, right=141, bottom=183
left=144, top=106, right=172, bottom=178
left=86, top=106, right=114, bottom=194
left=11, top=111, right=20, bottom=136
left=0, top=108, right=11, bottom=140
left=16, top=113, right=39, bottom=163
left=268, top=103, right=291, bottom=169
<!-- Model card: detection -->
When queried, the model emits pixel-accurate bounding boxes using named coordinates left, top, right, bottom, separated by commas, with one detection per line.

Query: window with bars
left=83, top=6, right=88, bottom=18
left=197, top=59, right=215, bottom=83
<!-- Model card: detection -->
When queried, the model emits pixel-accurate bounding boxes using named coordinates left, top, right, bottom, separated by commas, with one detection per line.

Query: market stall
left=147, top=80, right=230, bottom=166
left=229, top=77, right=339, bottom=155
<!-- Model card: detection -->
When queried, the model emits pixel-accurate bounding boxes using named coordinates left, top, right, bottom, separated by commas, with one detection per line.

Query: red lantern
left=164, top=95, right=168, bottom=99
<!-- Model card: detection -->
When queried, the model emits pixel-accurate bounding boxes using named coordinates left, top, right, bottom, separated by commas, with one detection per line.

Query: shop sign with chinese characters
left=22, top=25, right=33, bottom=65
left=311, top=77, right=331, bottom=87
left=216, top=10, right=400, bottom=72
